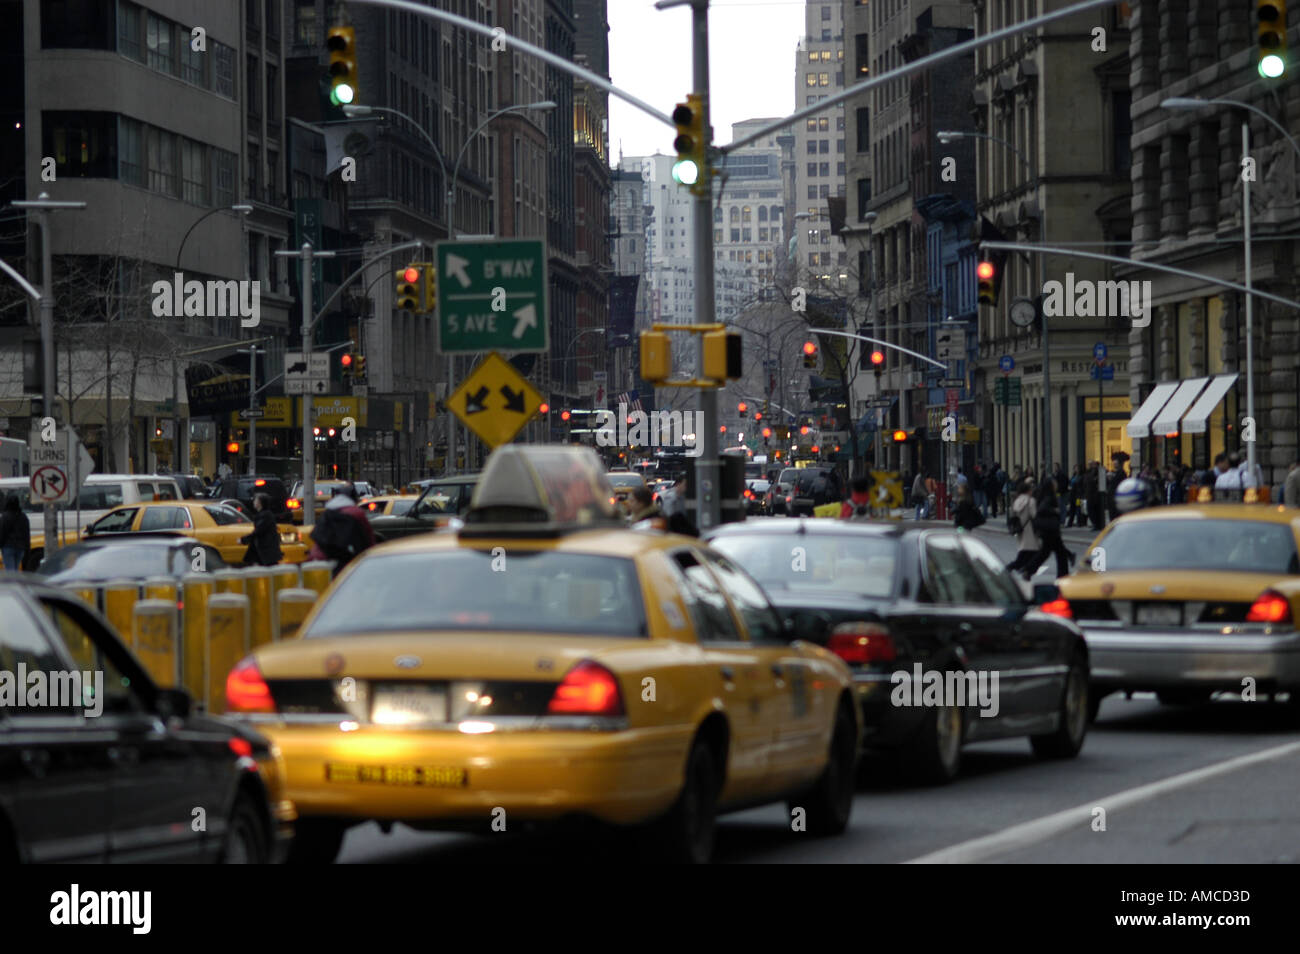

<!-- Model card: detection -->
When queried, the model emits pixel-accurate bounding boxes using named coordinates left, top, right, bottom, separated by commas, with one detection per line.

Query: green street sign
left=435, top=239, right=548, bottom=354
left=995, top=377, right=1022, bottom=406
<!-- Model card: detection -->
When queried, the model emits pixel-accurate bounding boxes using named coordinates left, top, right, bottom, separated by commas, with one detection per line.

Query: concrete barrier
left=276, top=588, right=320, bottom=640
left=243, top=566, right=277, bottom=647
left=181, top=574, right=214, bottom=702
left=133, top=599, right=179, bottom=688
left=207, top=594, right=250, bottom=714
left=269, top=564, right=301, bottom=598
left=142, top=576, right=178, bottom=605
left=213, top=568, right=246, bottom=597
left=102, top=581, right=140, bottom=645
left=300, top=560, right=334, bottom=596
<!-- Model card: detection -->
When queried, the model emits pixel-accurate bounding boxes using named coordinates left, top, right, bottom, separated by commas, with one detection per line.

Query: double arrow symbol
left=464, top=386, right=528, bottom=415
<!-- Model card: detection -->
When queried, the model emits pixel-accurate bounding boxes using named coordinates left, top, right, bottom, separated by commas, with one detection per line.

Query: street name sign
left=436, top=239, right=548, bottom=354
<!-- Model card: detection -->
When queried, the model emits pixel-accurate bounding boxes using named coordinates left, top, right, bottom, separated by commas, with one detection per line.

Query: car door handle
left=719, top=666, right=735, bottom=681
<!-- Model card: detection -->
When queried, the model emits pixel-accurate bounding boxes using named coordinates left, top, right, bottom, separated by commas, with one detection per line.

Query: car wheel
left=789, top=701, right=857, bottom=835
left=1031, top=657, right=1089, bottom=759
left=220, top=794, right=269, bottom=864
left=1156, top=690, right=1212, bottom=706
left=651, top=739, right=718, bottom=863
left=906, top=698, right=962, bottom=784
left=285, top=818, right=347, bottom=864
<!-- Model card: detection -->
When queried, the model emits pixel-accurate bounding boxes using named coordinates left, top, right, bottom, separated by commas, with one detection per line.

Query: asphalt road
left=335, top=514, right=1300, bottom=864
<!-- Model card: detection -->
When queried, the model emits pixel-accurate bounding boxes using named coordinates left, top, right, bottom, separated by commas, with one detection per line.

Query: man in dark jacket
left=307, top=482, right=376, bottom=574
left=984, top=463, right=1003, bottom=518
left=0, top=495, right=31, bottom=572
left=1085, top=462, right=1104, bottom=531
left=240, top=492, right=283, bottom=566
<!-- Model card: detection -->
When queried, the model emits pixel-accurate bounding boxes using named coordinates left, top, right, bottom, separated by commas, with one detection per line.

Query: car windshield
left=1095, top=519, right=1300, bottom=573
left=778, top=469, right=800, bottom=485
left=709, top=533, right=899, bottom=598
left=305, top=550, right=648, bottom=637
left=39, top=545, right=175, bottom=578
left=607, top=473, right=643, bottom=489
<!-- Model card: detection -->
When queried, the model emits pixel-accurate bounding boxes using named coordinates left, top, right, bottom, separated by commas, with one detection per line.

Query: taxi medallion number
left=325, top=764, right=468, bottom=787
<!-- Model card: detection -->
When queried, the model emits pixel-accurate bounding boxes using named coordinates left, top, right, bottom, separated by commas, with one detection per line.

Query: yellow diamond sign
left=447, top=351, right=544, bottom=449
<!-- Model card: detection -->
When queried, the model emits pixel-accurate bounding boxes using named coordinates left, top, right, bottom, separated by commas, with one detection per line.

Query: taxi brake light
left=1245, top=589, right=1292, bottom=623
left=286, top=499, right=301, bottom=509
left=548, top=660, right=624, bottom=716
left=228, top=737, right=253, bottom=758
left=1039, top=598, right=1073, bottom=619
left=827, top=622, right=896, bottom=663
left=225, top=656, right=275, bottom=713
left=254, top=479, right=266, bottom=486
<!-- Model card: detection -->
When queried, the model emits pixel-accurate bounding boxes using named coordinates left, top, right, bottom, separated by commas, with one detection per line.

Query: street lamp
left=938, top=129, right=1049, bottom=472
left=1159, top=97, right=1287, bottom=482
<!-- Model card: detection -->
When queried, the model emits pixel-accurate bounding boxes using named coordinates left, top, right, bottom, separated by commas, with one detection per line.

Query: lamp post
left=1158, top=97, right=1296, bottom=484
left=938, top=129, right=1049, bottom=472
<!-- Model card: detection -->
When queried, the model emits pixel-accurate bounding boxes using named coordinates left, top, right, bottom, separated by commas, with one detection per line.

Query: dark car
left=745, top=479, right=770, bottom=515
left=704, top=520, right=1090, bottom=783
left=37, top=535, right=228, bottom=583
left=0, top=578, right=288, bottom=861
left=366, top=476, right=479, bottom=542
left=789, top=467, right=844, bottom=516
left=209, top=475, right=290, bottom=520
left=168, top=473, right=211, bottom=499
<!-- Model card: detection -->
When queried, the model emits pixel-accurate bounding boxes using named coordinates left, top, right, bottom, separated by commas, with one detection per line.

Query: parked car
left=81, top=500, right=308, bottom=565
left=705, top=519, right=1090, bottom=783
left=36, top=535, right=229, bottom=584
left=0, top=577, right=290, bottom=861
left=789, top=467, right=844, bottom=516
left=745, top=479, right=770, bottom=515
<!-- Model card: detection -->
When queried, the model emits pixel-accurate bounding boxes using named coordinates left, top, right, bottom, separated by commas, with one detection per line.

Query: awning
left=1181, top=374, right=1238, bottom=434
left=1126, top=381, right=1180, bottom=439
left=1152, top=377, right=1210, bottom=436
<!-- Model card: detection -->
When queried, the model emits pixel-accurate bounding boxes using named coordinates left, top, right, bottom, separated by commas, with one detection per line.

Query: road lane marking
left=904, top=739, right=1300, bottom=863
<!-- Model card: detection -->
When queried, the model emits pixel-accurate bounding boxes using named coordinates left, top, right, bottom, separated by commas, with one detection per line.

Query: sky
left=606, top=0, right=805, bottom=164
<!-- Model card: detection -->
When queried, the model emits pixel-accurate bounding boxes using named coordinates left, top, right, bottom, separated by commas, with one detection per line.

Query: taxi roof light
left=548, top=660, right=625, bottom=716
left=459, top=444, right=622, bottom=537
left=1245, top=589, right=1291, bottom=623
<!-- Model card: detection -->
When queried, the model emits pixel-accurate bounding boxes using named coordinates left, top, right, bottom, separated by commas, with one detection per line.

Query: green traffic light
left=331, top=83, right=355, bottom=105
left=673, top=159, right=700, bottom=185
left=1259, top=53, right=1285, bottom=78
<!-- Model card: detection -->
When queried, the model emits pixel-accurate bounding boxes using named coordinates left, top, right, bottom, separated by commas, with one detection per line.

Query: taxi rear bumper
left=1081, top=625, right=1300, bottom=691
left=258, top=722, right=689, bottom=827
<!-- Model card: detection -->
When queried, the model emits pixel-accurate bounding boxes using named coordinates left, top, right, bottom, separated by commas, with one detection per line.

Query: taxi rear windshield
left=1099, top=519, right=1300, bottom=574
left=305, top=550, right=648, bottom=638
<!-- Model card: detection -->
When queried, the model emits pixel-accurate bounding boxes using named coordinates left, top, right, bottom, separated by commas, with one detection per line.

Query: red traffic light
left=719, top=425, right=727, bottom=433
left=870, top=350, right=884, bottom=365
left=802, top=341, right=817, bottom=355
left=560, top=410, right=571, bottom=421
left=341, top=353, right=353, bottom=367
left=753, top=411, right=762, bottom=421
left=737, top=402, right=747, bottom=413
left=976, top=260, right=995, bottom=281
left=225, top=441, right=240, bottom=453
left=402, top=266, right=421, bottom=283
left=800, top=425, right=809, bottom=435
left=762, top=427, right=772, bottom=438
left=811, top=445, right=820, bottom=454
left=538, top=402, right=549, bottom=414
left=892, top=429, right=908, bottom=442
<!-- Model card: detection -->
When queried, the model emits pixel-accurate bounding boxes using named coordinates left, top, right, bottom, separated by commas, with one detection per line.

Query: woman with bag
left=1005, top=479, right=1041, bottom=579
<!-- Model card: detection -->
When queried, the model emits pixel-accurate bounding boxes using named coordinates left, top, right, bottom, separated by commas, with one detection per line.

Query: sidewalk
left=884, top=509, right=1101, bottom=546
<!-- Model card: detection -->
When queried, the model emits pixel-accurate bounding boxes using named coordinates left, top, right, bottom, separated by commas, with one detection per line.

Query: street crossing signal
left=671, top=94, right=706, bottom=190
left=802, top=340, right=818, bottom=369
left=892, top=429, right=909, bottom=443
left=396, top=264, right=422, bottom=311
left=1258, top=0, right=1287, bottom=78
left=326, top=26, right=359, bottom=106
left=977, top=259, right=997, bottom=306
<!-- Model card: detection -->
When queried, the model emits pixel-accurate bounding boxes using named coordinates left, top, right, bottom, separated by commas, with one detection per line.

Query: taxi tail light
left=828, top=622, right=896, bottom=663
left=225, top=657, right=276, bottom=713
left=1039, top=598, right=1073, bottom=619
left=1245, top=589, right=1292, bottom=623
left=548, top=660, right=625, bottom=716
left=286, top=498, right=302, bottom=510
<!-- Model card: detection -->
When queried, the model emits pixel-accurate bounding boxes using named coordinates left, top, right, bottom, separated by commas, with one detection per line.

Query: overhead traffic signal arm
left=1259, top=0, right=1288, bottom=78
left=326, top=25, right=358, bottom=106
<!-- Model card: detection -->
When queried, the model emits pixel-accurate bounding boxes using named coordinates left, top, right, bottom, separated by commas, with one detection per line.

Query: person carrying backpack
left=841, top=475, right=875, bottom=521
left=1005, top=478, right=1041, bottom=579
left=307, top=481, right=376, bottom=575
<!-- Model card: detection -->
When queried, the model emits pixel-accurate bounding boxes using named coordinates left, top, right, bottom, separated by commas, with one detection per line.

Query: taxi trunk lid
left=1060, top=570, right=1290, bottom=627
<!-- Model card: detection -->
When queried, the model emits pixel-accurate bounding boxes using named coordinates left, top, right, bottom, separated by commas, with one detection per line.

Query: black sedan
left=705, top=520, right=1090, bottom=783
left=0, top=578, right=289, bottom=861
left=366, top=479, right=468, bottom=542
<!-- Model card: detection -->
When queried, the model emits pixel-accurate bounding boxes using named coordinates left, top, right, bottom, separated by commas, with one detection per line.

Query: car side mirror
left=155, top=687, right=192, bottom=721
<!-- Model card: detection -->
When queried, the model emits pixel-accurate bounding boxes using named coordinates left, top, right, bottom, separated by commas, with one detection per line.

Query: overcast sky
left=607, top=0, right=804, bottom=164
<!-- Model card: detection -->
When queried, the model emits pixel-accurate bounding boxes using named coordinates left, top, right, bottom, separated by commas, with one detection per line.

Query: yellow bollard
left=299, top=560, right=334, bottom=596
left=214, top=568, right=246, bottom=597
left=276, top=588, right=321, bottom=640
left=270, top=563, right=301, bottom=599
left=143, top=576, right=178, bottom=605
left=181, top=574, right=214, bottom=702
left=67, top=586, right=100, bottom=612
left=132, top=599, right=179, bottom=688
left=243, top=567, right=276, bottom=648
left=207, top=594, right=250, bottom=714
left=102, top=581, right=141, bottom=645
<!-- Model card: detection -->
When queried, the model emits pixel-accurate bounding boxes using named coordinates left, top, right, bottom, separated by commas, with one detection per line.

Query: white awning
left=1152, top=377, right=1210, bottom=436
left=1126, top=381, right=1180, bottom=439
left=1181, top=374, right=1238, bottom=435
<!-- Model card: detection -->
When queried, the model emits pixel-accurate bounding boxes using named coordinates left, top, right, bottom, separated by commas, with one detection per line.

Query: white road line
left=904, top=739, right=1300, bottom=863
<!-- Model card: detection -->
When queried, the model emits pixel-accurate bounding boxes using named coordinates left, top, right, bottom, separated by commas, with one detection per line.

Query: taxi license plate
left=1135, top=603, right=1182, bottom=626
left=371, top=685, right=447, bottom=725
left=325, top=764, right=468, bottom=787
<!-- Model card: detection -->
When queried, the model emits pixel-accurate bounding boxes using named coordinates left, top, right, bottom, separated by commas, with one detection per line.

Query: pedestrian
left=1005, top=479, right=1041, bottom=579
left=1213, top=451, right=1242, bottom=500
left=841, top=475, right=874, bottom=521
left=1065, top=464, right=1084, bottom=527
left=0, top=495, right=31, bottom=572
left=1024, top=478, right=1074, bottom=578
left=1053, top=462, right=1068, bottom=516
left=973, top=464, right=987, bottom=517
left=307, top=481, right=376, bottom=575
left=985, top=463, right=1003, bottom=518
left=627, top=486, right=662, bottom=525
left=952, top=484, right=985, bottom=532
left=240, top=492, right=283, bottom=566
left=911, top=471, right=928, bottom=520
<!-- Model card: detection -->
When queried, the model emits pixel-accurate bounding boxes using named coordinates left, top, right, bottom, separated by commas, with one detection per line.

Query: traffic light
left=737, top=402, right=747, bottom=418
left=1258, top=0, right=1287, bottom=77
left=396, top=264, right=421, bottom=311
left=226, top=441, right=240, bottom=454
left=802, top=340, right=817, bottom=369
left=753, top=411, right=762, bottom=422
left=539, top=403, right=550, bottom=415
left=702, top=329, right=742, bottom=380
left=326, top=26, right=358, bottom=106
left=423, top=265, right=437, bottom=312
left=560, top=410, right=571, bottom=422
left=977, top=260, right=996, bottom=306
left=870, top=349, right=884, bottom=381
left=671, top=94, right=706, bottom=190
left=354, top=354, right=367, bottom=382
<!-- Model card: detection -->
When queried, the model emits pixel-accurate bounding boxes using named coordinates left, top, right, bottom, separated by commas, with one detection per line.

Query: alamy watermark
left=890, top=664, right=999, bottom=718
left=594, top=404, right=703, bottom=457
left=1042, top=273, right=1151, bottom=328
left=1, top=664, right=104, bottom=717
left=151, top=272, right=260, bottom=327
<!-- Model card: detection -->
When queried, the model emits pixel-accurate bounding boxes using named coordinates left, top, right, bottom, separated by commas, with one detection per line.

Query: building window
left=742, top=229, right=751, bottom=242
left=808, top=185, right=818, bottom=199
left=42, top=0, right=113, bottom=49
left=837, top=139, right=845, bottom=153
left=731, top=229, right=740, bottom=242
left=146, top=126, right=178, bottom=196
left=807, top=118, right=817, bottom=131
left=820, top=162, right=829, bottom=176
left=267, top=64, right=279, bottom=122
left=822, top=5, right=831, bottom=19
left=806, top=73, right=818, bottom=87
left=729, top=206, right=739, bottom=224
left=181, top=138, right=208, bottom=205
left=856, top=108, right=869, bottom=152
left=807, top=162, right=817, bottom=176
left=819, top=117, right=829, bottom=131
left=837, top=162, right=845, bottom=176
left=117, top=1, right=143, bottom=61
left=181, top=36, right=204, bottom=85
left=819, top=72, right=829, bottom=86
left=820, top=184, right=830, bottom=198
left=742, top=206, right=751, bottom=222
left=214, top=42, right=236, bottom=99
left=809, top=253, right=819, bottom=266
left=759, top=228, right=768, bottom=241
left=147, top=13, right=175, bottom=74
left=807, top=139, right=817, bottom=154
left=215, top=149, right=237, bottom=206
left=715, top=229, right=723, bottom=243
left=44, top=111, right=116, bottom=179
left=246, top=54, right=260, bottom=116
left=819, top=139, right=829, bottom=154
left=266, top=0, right=279, bottom=39
left=118, top=116, right=142, bottom=185
left=246, top=143, right=260, bottom=198
left=758, top=206, right=768, bottom=222
left=295, top=1, right=319, bottom=46
left=714, top=207, right=722, bottom=223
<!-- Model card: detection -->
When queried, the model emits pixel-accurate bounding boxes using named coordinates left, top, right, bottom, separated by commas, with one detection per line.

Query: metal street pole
left=301, top=246, right=315, bottom=525
left=1039, top=181, right=1051, bottom=475
left=248, top=345, right=258, bottom=474
left=1242, top=120, right=1255, bottom=480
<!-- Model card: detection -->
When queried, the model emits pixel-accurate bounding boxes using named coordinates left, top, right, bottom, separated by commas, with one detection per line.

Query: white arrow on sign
left=446, top=253, right=471, bottom=289
left=511, top=304, right=537, bottom=340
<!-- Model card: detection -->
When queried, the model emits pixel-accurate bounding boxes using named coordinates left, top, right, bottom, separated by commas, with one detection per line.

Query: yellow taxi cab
left=1052, top=500, right=1300, bottom=716
left=224, top=444, right=859, bottom=863
left=360, top=494, right=420, bottom=517
left=77, top=500, right=309, bottom=564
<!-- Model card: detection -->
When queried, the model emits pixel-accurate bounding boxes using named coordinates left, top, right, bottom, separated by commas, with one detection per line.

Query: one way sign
left=447, top=352, right=544, bottom=448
